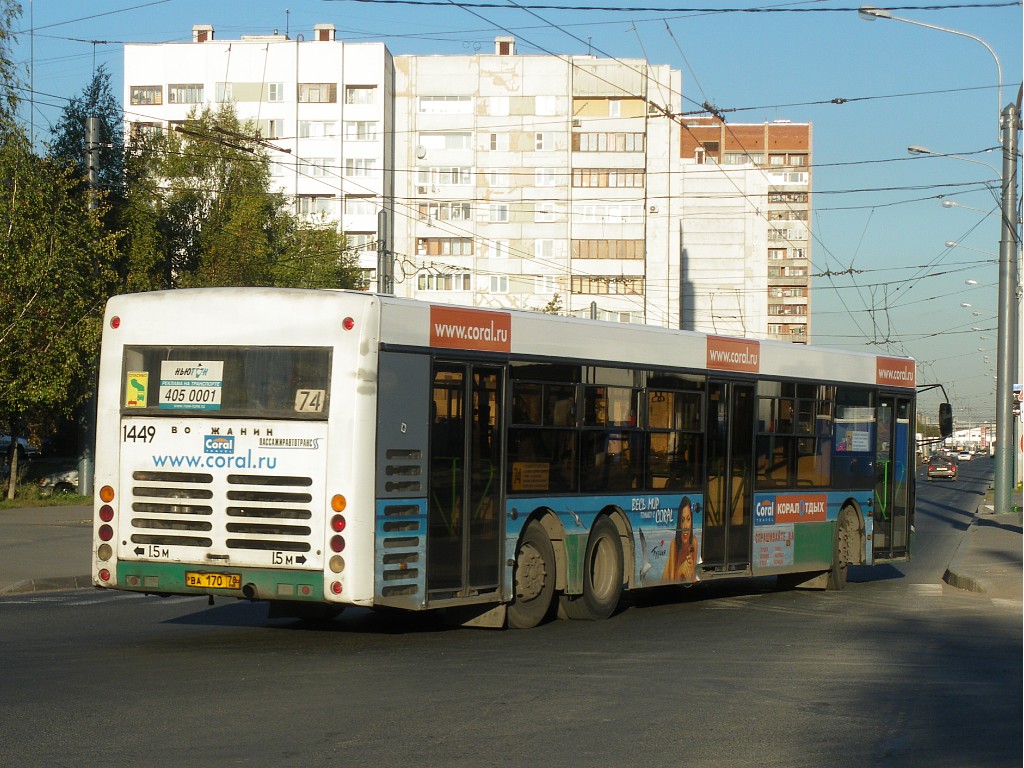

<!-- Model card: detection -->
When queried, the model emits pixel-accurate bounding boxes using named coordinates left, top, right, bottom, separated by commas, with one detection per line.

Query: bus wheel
left=827, top=507, right=857, bottom=591
left=559, top=516, right=623, bottom=621
left=508, top=520, right=555, bottom=629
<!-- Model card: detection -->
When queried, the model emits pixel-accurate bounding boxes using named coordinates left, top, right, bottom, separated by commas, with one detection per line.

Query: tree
left=0, top=1, right=120, bottom=498
left=122, top=104, right=359, bottom=291
left=48, top=64, right=125, bottom=197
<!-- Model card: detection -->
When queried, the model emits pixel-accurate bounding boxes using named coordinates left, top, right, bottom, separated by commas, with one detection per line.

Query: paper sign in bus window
left=125, top=372, right=149, bottom=408
left=158, top=361, right=224, bottom=410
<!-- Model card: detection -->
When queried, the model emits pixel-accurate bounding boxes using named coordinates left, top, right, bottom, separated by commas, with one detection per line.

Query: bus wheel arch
left=558, top=509, right=626, bottom=621
left=507, top=511, right=562, bottom=629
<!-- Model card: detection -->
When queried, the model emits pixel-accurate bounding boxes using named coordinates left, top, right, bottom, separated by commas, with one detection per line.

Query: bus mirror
left=939, top=403, right=953, bottom=438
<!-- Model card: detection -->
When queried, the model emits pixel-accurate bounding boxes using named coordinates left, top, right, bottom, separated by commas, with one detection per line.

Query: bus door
left=703, top=381, right=756, bottom=570
left=428, top=362, right=504, bottom=599
left=873, top=395, right=913, bottom=558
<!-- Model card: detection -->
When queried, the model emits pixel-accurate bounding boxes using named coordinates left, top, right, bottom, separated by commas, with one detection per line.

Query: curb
left=941, top=506, right=987, bottom=595
left=0, top=575, right=93, bottom=595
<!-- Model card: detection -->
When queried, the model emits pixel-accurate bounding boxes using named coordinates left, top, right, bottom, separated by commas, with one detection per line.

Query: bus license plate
left=185, top=572, right=241, bottom=590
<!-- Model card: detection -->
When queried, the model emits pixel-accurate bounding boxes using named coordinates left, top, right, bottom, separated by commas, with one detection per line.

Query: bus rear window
left=120, top=346, right=332, bottom=419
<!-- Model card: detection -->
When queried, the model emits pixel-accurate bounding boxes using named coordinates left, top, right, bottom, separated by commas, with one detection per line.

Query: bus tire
left=507, top=520, right=556, bottom=629
left=826, top=507, right=857, bottom=591
left=559, top=516, right=623, bottom=621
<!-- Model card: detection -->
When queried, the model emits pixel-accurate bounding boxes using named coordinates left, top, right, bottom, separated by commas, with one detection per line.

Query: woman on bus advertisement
left=663, top=496, right=700, bottom=583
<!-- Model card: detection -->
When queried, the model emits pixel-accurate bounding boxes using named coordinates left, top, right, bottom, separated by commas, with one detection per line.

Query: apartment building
left=680, top=118, right=813, bottom=342
left=122, top=26, right=812, bottom=340
left=392, top=40, right=681, bottom=323
left=123, top=24, right=394, bottom=284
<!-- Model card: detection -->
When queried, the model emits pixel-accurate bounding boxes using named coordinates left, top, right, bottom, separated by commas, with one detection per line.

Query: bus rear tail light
left=331, top=494, right=347, bottom=512
left=342, top=317, right=355, bottom=331
left=98, top=525, right=114, bottom=542
left=330, top=581, right=343, bottom=595
left=331, top=514, right=346, bottom=532
left=99, top=485, right=115, bottom=503
left=99, top=505, right=114, bottom=522
left=330, top=535, right=345, bottom=553
left=98, top=569, right=111, bottom=582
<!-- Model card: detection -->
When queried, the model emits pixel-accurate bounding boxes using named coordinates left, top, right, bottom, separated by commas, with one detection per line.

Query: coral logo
left=754, top=499, right=775, bottom=525
left=204, top=435, right=235, bottom=454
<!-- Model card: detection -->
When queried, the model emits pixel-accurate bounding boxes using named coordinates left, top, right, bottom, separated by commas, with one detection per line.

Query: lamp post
left=908, top=145, right=1001, bottom=205
left=861, top=7, right=1021, bottom=512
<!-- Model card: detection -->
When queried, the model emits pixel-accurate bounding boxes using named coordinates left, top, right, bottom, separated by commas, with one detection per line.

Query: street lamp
left=909, top=145, right=1001, bottom=204
left=860, top=7, right=1003, bottom=129
left=942, top=200, right=997, bottom=215
left=861, top=6, right=1021, bottom=514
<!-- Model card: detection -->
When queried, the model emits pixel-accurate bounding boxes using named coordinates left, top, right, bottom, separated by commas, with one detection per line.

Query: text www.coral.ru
left=708, top=348, right=759, bottom=366
left=151, top=452, right=278, bottom=470
left=433, top=321, right=509, bottom=343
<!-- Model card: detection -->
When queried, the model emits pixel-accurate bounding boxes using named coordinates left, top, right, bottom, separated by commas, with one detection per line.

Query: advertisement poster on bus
left=628, top=493, right=703, bottom=586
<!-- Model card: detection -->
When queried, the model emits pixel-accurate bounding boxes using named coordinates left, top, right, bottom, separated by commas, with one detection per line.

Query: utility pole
left=994, top=96, right=1020, bottom=514
left=78, top=117, right=100, bottom=497
left=377, top=209, right=393, bottom=294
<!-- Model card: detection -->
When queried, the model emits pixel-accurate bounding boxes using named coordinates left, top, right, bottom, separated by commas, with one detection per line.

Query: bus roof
left=104, top=288, right=915, bottom=389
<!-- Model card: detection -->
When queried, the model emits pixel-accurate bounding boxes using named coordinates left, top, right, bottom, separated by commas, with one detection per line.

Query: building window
left=418, top=272, right=472, bottom=291
left=267, top=82, right=285, bottom=102
left=419, top=201, right=472, bottom=221
left=486, top=168, right=510, bottom=187
left=344, top=158, right=376, bottom=177
left=257, top=119, right=284, bottom=139
left=489, top=275, right=509, bottom=293
left=535, top=203, right=557, bottom=223
left=487, top=203, right=509, bottom=223
left=571, top=203, right=644, bottom=224
left=491, top=240, right=510, bottom=259
left=168, top=84, right=203, bottom=104
left=344, top=196, right=378, bottom=216
left=295, top=196, right=337, bottom=217
left=535, top=168, right=558, bottom=187
left=535, top=275, right=558, bottom=294
left=345, top=121, right=378, bottom=141
left=417, top=167, right=472, bottom=186
left=418, top=95, right=472, bottom=114
left=535, top=239, right=555, bottom=260
left=301, top=158, right=333, bottom=177
left=346, top=232, right=377, bottom=252
left=418, top=131, right=470, bottom=150
left=417, top=237, right=474, bottom=256
left=571, top=276, right=644, bottom=295
left=535, top=95, right=558, bottom=115
left=535, top=132, right=554, bottom=151
left=572, top=240, right=644, bottom=260
left=215, top=82, right=233, bottom=103
left=769, top=191, right=808, bottom=204
left=488, top=133, right=509, bottom=152
left=130, top=122, right=163, bottom=140
left=573, top=132, right=645, bottom=152
left=572, top=168, right=645, bottom=188
left=130, top=85, right=163, bottom=105
left=299, top=83, right=338, bottom=103
left=299, top=121, right=338, bottom=138
left=608, top=99, right=621, bottom=117
left=344, top=86, right=376, bottom=105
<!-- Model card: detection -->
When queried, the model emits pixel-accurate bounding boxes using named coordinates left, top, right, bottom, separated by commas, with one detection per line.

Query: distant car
left=927, top=456, right=958, bottom=481
left=957, top=451, right=972, bottom=462
left=38, top=468, right=79, bottom=496
left=0, top=433, right=40, bottom=459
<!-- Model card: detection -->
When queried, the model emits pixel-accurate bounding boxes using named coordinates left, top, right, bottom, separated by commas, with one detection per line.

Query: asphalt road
left=1, top=459, right=1019, bottom=768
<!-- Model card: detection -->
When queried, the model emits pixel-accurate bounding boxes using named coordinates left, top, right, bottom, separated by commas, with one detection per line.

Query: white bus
left=92, top=288, right=931, bottom=628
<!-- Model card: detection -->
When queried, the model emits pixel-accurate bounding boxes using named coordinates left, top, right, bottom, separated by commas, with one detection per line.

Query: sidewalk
left=942, top=490, right=1023, bottom=602
left=0, top=505, right=93, bottom=594
left=1, top=498, right=1021, bottom=600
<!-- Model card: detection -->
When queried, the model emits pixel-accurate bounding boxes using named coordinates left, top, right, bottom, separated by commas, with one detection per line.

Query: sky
left=9, top=0, right=1023, bottom=424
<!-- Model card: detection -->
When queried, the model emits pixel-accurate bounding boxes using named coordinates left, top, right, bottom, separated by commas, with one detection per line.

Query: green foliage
left=121, top=104, right=359, bottom=290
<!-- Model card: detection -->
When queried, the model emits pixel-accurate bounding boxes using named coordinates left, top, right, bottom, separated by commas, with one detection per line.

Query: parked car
left=957, top=451, right=972, bottom=462
left=38, top=468, right=79, bottom=496
left=927, top=456, right=958, bottom=481
left=0, top=433, right=40, bottom=459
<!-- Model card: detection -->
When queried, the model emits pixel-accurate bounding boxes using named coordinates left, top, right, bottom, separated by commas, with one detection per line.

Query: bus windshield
left=121, top=345, right=332, bottom=419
